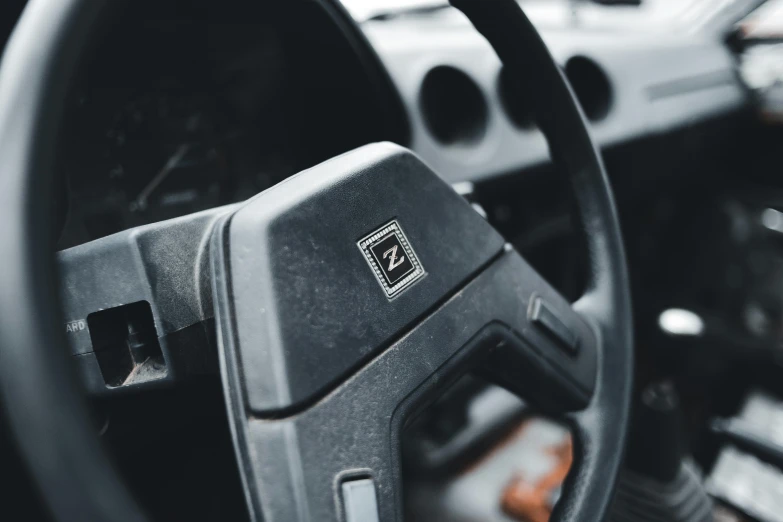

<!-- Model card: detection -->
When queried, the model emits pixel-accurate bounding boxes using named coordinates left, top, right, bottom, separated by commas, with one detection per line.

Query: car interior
left=1, top=0, right=782, bottom=521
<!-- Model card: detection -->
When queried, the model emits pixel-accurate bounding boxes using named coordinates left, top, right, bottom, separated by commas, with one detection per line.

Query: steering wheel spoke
left=57, top=206, right=232, bottom=394
left=478, top=250, right=598, bottom=413
left=220, top=248, right=593, bottom=522
left=209, top=143, right=602, bottom=522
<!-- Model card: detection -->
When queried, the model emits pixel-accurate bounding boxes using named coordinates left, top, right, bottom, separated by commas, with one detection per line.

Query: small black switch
left=529, top=296, right=579, bottom=355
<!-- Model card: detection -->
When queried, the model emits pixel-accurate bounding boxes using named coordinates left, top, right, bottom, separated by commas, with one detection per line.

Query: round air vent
left=419, top=65, right=488, bottom=146
left=565, top=56, right=612, bottom=122
left=498, top=66, right=535, bottom=129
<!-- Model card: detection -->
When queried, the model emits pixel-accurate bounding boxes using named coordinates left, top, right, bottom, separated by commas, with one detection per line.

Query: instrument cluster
left=56, top=0, right=401, bottom=249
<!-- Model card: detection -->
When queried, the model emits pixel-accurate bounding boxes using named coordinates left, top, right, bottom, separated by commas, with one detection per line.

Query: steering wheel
left=0, top=0, right=633, bottom=521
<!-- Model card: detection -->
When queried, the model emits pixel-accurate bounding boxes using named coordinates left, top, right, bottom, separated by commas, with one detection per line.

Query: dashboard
left=53, top=0, right=750, bottom=250
left=363, top=8, right=748, bottom=184
left=55, top=0, right=407, bottom=249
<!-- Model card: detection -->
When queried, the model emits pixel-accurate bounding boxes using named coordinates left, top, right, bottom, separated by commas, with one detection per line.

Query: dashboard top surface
left=361, top=7, right=749, bottom=183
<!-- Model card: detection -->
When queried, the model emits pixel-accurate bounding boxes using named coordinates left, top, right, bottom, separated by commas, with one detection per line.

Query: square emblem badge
left=358, top=220, right=425, bottom=298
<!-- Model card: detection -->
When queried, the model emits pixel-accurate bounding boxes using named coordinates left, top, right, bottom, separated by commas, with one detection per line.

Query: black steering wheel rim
left=0, top=1, right=633, bottom=521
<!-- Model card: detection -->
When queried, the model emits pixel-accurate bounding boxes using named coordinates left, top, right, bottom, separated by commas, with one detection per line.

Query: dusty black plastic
left=58, top=205, right=232, bottom=394
left=211, top=143, right=506, bottom=414
left=59, top=205, right=232, bottom=354
left=215, top=248, right=598, bottom=522
left=0, top=2, right=632, bottom=522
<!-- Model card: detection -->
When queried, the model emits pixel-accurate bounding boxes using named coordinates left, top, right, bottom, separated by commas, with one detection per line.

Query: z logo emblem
left=358, top=220, right=425, bottom=299
left=383, top=245, right=405, bottom=272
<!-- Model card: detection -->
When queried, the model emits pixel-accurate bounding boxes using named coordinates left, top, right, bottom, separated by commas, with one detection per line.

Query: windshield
left=341, top=0, right=766, bottom=33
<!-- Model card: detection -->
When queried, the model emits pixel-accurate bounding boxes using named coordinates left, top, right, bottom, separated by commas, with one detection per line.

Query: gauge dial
left=59, top=92, right=239, bottom=247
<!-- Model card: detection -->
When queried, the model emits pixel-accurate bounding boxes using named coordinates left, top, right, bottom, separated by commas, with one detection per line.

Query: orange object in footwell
left=500, top=438, right=573, bottom=522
